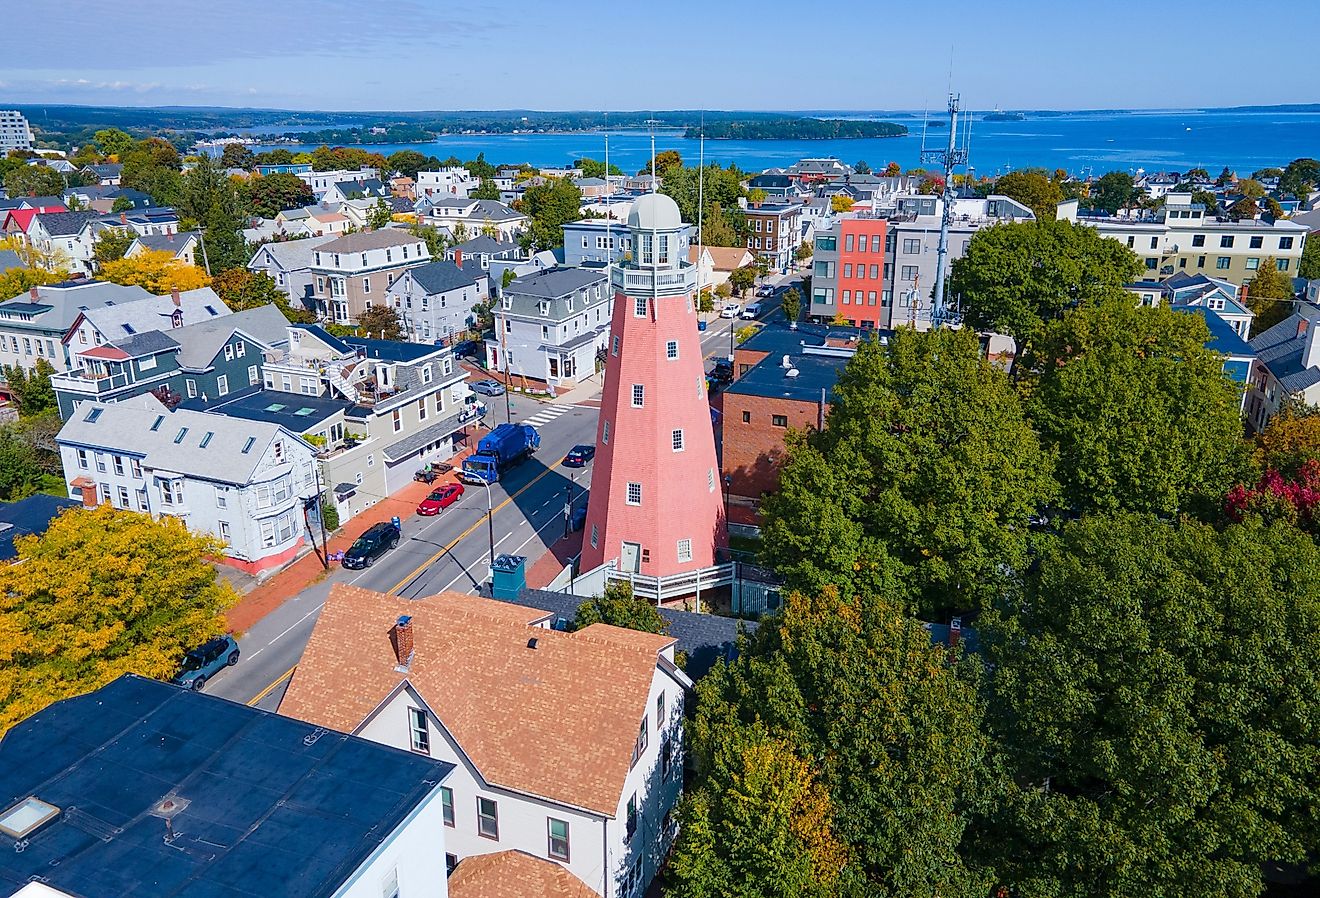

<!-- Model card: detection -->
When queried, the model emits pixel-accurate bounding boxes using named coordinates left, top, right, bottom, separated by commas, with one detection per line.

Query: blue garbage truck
left=460, top=422, right=541, bottom=484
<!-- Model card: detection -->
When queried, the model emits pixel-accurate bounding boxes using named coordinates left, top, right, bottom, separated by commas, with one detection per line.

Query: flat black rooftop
left=0, top=675, right=454, bottom=898
left=181, top=386, right=355, bottom=431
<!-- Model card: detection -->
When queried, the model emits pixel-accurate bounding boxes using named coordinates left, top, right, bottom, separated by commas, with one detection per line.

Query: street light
left=474, top=474, right=496, bottom=572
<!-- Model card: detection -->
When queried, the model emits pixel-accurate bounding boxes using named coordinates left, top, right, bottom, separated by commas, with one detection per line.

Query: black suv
left=342, top=521, right=400, bottom=569
left=710, top=359, right=734, bottom=383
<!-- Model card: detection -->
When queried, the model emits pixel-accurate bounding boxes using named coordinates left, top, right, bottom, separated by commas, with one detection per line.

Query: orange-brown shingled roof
left=448, top=850, right=598, bottom=898
left=279, top=584, right=676, bottom=816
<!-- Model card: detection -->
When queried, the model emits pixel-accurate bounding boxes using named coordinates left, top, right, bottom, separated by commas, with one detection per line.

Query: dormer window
left=539, top=301, right=549, bottom=315
left=332, top=253, right=340, bottom=267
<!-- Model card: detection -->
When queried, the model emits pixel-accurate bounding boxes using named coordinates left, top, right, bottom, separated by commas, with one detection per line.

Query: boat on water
left=983, top=109, right=1027, bottom=122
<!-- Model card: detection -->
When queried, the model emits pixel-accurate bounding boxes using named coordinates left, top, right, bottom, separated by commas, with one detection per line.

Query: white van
left=740, top=303, right=761, bottom=319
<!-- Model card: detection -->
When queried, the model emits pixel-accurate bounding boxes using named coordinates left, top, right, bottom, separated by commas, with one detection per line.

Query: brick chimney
left=29, top=286, right=39, bottom=300
left=392, top=615, right=414, bottom=668
left=77, top=482, right=99, bottom=509
left=119, top=211, right=128, bottom=225
left=454, top=249, right=462, bottom=268
left=171, top=286, right=181, bottom=307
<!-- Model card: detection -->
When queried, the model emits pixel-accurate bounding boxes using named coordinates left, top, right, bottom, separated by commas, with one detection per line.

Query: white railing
left=605, top=562, right=736, bottom=603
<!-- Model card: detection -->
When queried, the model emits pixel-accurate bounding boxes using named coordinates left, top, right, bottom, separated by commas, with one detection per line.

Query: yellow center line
left=388, top=459, right=567, bottom=595
left=247, top=664, right=297, bottom=706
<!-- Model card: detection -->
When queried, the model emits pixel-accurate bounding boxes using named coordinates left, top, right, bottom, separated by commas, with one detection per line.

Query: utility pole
left=920, top=93, right=967, bottom=328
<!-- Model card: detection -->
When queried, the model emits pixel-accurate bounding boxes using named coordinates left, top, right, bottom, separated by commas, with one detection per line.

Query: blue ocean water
left=244, top=109, right=1320, bottom=177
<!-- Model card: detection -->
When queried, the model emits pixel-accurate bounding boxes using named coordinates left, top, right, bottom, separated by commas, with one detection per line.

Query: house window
left=903, top=238, right=921, bottom=254
left=363, top=277, right=371, bottom=294
left=666, top=340, right=678, bottom=359
left=477, top=797, right=499, bottom=839
left=708, top=468, right=716, bottom=492
left=602, top=420, right=610, bottom=444
left=631, top=384, right=644, bottom=407
left=224, top=344, right=234, bottom=361
left=1192, top=234, right=1205, bottom=247
left=217, top=374, right=229, bottom=396
left=136, top=488, right=148, bottom=510
left=1246, top=257, right=1260, bottom=270
left=631, top=716, right=649, bottom=767
left=671, top=429, right=684, bottom=451
left=116, top=486, right=129, bottom=508
left=677, top=539, right=692, bottom=562
left=248, top=365, right=259, bottom=385
left=440, top=787, right=454, bottom=826
left=634, top=296, right=647, bottom=317
left=612, top=335, right=620, bottom=356
left=1217, top=256, right=1231, bottom=270
left=445, top=854, right=457, bottom=877
left=772, top=414, right=788, bottom=427
left=625, top=793, right=638, bottom=840
left=216, top=486, right=229, bottom=509
left=901, top=265, right=919, bottom=281
left=1250, top=235, right=1263, bottom=249
left=186, top=379, right=197, bottom=398
left=408, top=707, right=429, bottom=753
left=662, top=737, right=674, bottom=781
left=418, top=397, right=427, bottom=421
left=218, top=521, right=230, bottom=542
left=131, top=458, right=142, bottom=478
left=843, top=263, right=853, bottom=278
left=871, top=235, right=881, bottom=252
left=1280, top=236, right=1295, bottom=250
left=392, top=409, right=402, bottom=432
left=626, top=482, right=642, bottom=505
left=1278, top=258, right=1290, bottom=271
left=591, top=523, right=598, bottom=548
left=548, top=818, right=570, bottom=861
left=112, top=455, right=124, bottom=475
left=1220, top=235, right=1234, bottom=248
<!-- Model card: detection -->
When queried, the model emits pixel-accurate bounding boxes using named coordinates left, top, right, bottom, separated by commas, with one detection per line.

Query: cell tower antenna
left=604, top=114, right=611, bottom=278
left=920, top=92, right=968, bottom=329
left=696, top=112, right=705, bottom=300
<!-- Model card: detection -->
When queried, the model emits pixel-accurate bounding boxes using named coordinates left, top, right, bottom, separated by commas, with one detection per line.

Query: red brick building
left=810, top=215, right=890, bottom=328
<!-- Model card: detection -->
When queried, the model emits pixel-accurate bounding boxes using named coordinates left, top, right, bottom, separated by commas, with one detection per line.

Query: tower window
left=666, top=340, right=678, bottom=359
left=612, top=335, right=620, bottom=356
left=677, top=538, right=692, bottom=562
left=602, top=420, right=610, bottom=444
left=708, top=468, right=716, bottom=492
left=671, top=429, right=685, bottom=451
left=591, top=524, right=599, bottom=548
left=634, top=297, right=647, bottom=317
left=631, top=384, right=644, bottom=407
left=627, top=482, right=642, bottom=505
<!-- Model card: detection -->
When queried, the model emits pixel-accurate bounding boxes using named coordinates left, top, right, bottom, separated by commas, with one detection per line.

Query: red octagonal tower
left=580, top=193, right=727, bottom=579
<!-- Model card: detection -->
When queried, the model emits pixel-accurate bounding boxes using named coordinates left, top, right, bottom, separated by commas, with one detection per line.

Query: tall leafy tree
left=517, top=177, right=582, bottom=251
left=2, top=358, right=56, bottom=418
left=210, top=268, right=313, bottom=323
left=1278, top=157, right=1320, bottom=198
left=682, top=584, right=994, bottom=897
left=0, top=266, right=62, bottom=302
left=762, top=328, right=1056, bottom=617
left=219, top=143, right=255, bottom=170
left=3, top=164, right=64, bottom=197
left=470, top=179, right=500, bottom=200
left=0, top=505, right=238, bottom=733
left=357, top=304, right=403, bottom=339
left=366, top=199, right=393, bottom=230
left=948, top=218, right=1143, bottom=370
left=573, top=580, right=666, bottom=634
left=980, top=513, right=1320, bottom=898
left=1244, top=256, right=1294, bottom=336
left=98, top=249, right=211, bottom=293
left=92, top=228, right=134, bottom=266
left=386, top=150, right=436, bottom=181
left=1027, top=297, right=1249, bottom=517
left=1089, top=170, right=1138, bottom=213
left=92, top=128, right=135, bottom=158
left=992, top=169, right=1064, bottom=220
left=241, top=171, right=313, bottom=218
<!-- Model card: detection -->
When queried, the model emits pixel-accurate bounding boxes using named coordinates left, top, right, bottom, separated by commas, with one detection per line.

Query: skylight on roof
left=204, top=305, right=217, bottom=316
left=150, top=415, right=164, bottom=431
left=295, top=408, right=315, bottom=416
left=200, top=432, right=214, bottom=448
left=174, top=427, right=188, bottom=444
left=0, top=796, right=60, bottom=838
left=84, top=407, right=102, bottom=423
left=242, top=436, right=256, bottom=454
left=265, top=404, right=286, bottom=412
left=122, top=324, right=135, bottom=334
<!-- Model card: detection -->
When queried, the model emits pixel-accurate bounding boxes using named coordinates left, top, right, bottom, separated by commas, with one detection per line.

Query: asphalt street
left=204, top=271, right=801, bottom=710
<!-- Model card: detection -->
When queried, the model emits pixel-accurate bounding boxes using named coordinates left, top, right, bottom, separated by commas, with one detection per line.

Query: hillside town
left=1, top=98, right=1320, bottom=898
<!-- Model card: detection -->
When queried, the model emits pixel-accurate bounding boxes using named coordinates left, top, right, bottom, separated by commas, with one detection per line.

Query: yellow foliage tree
left=0, top=505, right=238, bottom=733
left=97, top=248, right=211, bottom=294
left=830, top=194, right=855, bottom=213
left=1256, top=406, right=1320, bottom=475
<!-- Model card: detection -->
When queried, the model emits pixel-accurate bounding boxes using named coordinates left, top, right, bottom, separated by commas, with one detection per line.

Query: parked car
left=564, top=444, right=596, bottom=467
left=417, top=482, right=465, bottom=516
left=172, top=635, right=240, bottom=691
left=471, top=379, right=506, bottom=396
left=755, top=285, right=775, bottom=298
left=342, top=521, right=401, bottom=569
left=719, top=303, right=741, bottom=318
left=740, top=302, right=761, bottom=319
left=450, top=339, right=479, bottom=358
left=710, top=359, right=734, bottom=383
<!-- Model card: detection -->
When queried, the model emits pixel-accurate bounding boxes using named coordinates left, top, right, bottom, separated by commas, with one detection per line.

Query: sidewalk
left=550, top=369, right=604, bottom=406
left=224, top=441, right=482, bottom=634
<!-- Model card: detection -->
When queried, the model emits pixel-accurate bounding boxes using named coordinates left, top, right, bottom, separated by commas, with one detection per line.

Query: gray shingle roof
left=393, top=260, right=479, bottom=296
left=128, top=230, right=200, bottom=253
left=317, top=230, right=426, bottom=253
left=0, top=281, right=154, bottom=329
left=1250, top=308, right=1320, bottom=393
left=248, top=234, right=340, bottom=272
left=501, top=267, right=608, bottom=323
left=111, top=330, right=180, bottom=359
left=169, top=304, right=290, bottom=371
left=79, top=288, right=231, bottom=340
left=36, top=210, right=100, bottom=237
left=0, top=249, right=22, bottom=273
left=449, top=235, right=520, bottom=255
left=57, top=400, right=302, bottom=484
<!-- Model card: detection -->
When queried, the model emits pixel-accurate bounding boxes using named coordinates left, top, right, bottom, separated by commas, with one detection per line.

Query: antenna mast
left=920, top=93, right=967, bottom=328
left=696, top=113, right=705, bottom=303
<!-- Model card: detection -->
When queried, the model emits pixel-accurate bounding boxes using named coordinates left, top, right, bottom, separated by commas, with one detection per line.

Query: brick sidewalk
left=225, top=441, right=481, bottom=634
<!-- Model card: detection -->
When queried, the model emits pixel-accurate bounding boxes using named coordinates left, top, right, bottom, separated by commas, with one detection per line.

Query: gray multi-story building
left=384, top=259, right=488, bottom=344
left=486, top=267, right=611, bottom=392
left=0, top=110, right=33, bottom=153
left=562, top=218, right=645, bottom=267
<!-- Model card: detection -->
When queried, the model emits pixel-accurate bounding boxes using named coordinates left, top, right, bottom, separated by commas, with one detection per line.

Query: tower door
left=620, top=541, right=641, bottom=573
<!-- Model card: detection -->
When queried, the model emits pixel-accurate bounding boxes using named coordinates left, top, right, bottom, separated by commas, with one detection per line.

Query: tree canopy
left=241, top=171, right=313, bottom=218
left=517, top=177, right=582, bottom=251
left=357, top=304, right=404, bottom=340
left=1089, top=170, right=1138, bottom=214
left=762, top=327, right=1056, bottom=618
left=1245, top=257, right=1294, bottom=336
left=948, top=219, right=1143, bottom=366
left=0, top=505, right=238, bottom=733
left=98, top=249, right=211, bottom=293
left=992, top=169, right=1064, bottom=220
left=3, top=164, right=64, bottom=198
left=573, top=580, right=667, bottom=634
left=210, top=268, right=313, bottom=323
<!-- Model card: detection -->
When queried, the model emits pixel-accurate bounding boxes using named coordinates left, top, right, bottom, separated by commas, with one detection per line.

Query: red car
left=417, top=482, right=465, bottom=516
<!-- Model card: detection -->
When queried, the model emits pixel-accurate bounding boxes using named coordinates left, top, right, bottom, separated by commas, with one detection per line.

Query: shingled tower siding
left=580, top=194, right=727, bottom=577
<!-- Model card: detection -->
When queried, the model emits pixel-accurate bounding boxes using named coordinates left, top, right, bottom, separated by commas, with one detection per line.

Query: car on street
left=416, top=482, right=465, bottom=515
left=564, top=444, right=596, bottom=467
left=342, top=521, right=401, bottom=569
left=172, top=635, right=240, bottom=691
left=471, top=379, right=506, bottom=396
left=740, top=302, right=761, bottom=319
left=449, top=339, right=479, bottom=358
left=719, top=302, right=741, bottom=318
left=755, top=285, right=775, bottom=298
left=710, top=359, right=734, bottom=383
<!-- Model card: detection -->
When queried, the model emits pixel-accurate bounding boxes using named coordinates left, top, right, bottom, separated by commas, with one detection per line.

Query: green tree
left=210, top=268, right=313, bottom=323
left=1216, top=165, right=1237, bottom=186
left=1228, top=196, right=1258, bottom=220
left=948, top=219, right=1143, bottom=370
left=367, top=199, right=393, bottom=230
left=980, top=513, right=1320, bottom=898
left=1028, top=298, right=1248, bottom=517
left=1235, top=177, right=1266, bottom=199
left=1245, top=257, right=1295, bottom=336
left=683, top=585, right=993, bottom=896
left=241, top=171, right=313, bottom=218
left=91, top=228, right=134, bottom=266
left=471, top=178, right=500, bottom=200
left=762, top=328, right=1056, bottom=617
left=992, top=169, right=1065, bottom=220
left=699, top=203, right=741, bottom=247
left=3, top=164, right=64, bottom=197
left=639, top=149, right=681, bottom=176
left=661, top=164, right=747, bottom=227
left=386, top=150, right=435, bottom=181
left=748, top=187, right=768, bottom=207
left=219, top=143, right=254, bottom=170
left=93, top=128, right=135, bottom=158
left=0, top=505, right=238, bottom=733
left=178, top=154, right=234, bottom=224
left=407, top=222, right=448, bottom=257
left=780, top=286, right=801, bottom=323
left=794, top=242, right=813, bottom=262
left=729, top=266, right=756, bottom=297
left=853, top=160, right=871, bottom=174
left=1089, top=170, right=1138, bottom=214
left=1190, top=188, right=1219, bottom=213
left=357, top=304, right=403, bottom=340
left=573, top=580, right=666, bottom=633
left=0, top=426, right=47, bottom=501
left=1301, top=231, right=1320, bottom=280
left=576, top=157, right=622, bottom=179
left=518, top=177, right=582, bottom=251
left=110, top=195, right=136, bottom=213
left=1278, top=157, right=1320, bottom=198
left=2, top=358, right=56, bottom=418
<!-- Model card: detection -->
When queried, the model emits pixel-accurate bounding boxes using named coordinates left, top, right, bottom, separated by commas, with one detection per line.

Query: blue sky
left=5, top=0, right=1318, bottom=111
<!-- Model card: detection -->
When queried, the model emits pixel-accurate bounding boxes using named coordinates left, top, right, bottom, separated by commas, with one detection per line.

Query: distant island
left=687, top=118, right=907, bottom=140
left=982, top=111, right=1027, bottom=122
